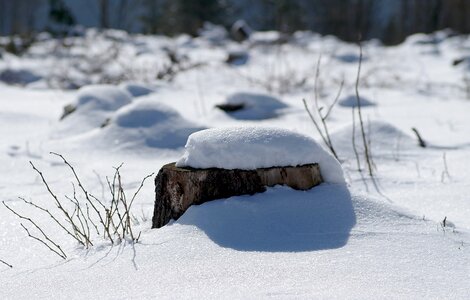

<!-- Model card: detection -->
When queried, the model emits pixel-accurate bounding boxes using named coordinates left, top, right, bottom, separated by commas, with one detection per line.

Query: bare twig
left=303, top=98, right=330, bottom=149
left=355, top=43, right=374, bottom=177
left=303, top=61, right=343, bottom=160
left=20, top=223, right=66, bottom=259
left=411, top=127, right=427, bottom=148
left=441, top=152, right=451, bottom=183
left=30, top=161, right=83, bottom=242
left=323, top=79, right=344, bottom=120
left=351, top=107, right=362, bottom=172
left=18, top=197, right=85, bottom=247
left=49, top=152, right=110, bottom=241
left=352, top=107, right=369, bottom=192
left=0, top=259, right=13, bottom=268
left=3, top=201, right=66, bottom=259
left=128, top=173, right=154, bottom=209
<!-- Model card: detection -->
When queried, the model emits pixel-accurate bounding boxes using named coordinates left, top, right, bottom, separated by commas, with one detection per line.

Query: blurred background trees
left=0, top=0, right=469, bottom=44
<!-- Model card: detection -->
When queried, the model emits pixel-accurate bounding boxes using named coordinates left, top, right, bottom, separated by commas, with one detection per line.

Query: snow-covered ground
left=1, top=29, right=470, bottom=298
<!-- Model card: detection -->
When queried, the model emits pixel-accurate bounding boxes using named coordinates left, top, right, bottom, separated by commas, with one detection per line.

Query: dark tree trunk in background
left=2, top=0, right=470, bottom=44
left=48, top=0, right=75, bottom=29
left=99, top=0, right=109, bottom=29
left=141, top=0, right=160, bottom=34
left=116, top=0, right=129, bottom=30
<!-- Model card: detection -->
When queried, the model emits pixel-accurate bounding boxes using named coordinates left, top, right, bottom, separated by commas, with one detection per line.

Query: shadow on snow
left=176, top=184, right=356, bottom=252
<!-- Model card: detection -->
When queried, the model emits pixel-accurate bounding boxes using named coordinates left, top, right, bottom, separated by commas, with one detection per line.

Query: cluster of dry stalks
left=3, top=152, right=153, bottom=259
left=304, top=43, right=381, bottom=193
left=303, top=55, right=344, bottom=160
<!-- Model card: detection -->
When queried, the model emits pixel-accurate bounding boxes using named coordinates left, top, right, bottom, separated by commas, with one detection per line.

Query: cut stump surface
left=152, top=162, right=323, bottom=228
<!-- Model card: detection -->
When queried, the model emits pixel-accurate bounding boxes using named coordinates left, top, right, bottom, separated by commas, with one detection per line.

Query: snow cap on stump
left=176, top=126, right=345, bottom=184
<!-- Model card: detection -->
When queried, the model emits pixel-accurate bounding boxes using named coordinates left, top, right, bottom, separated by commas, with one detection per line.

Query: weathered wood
left=152, top=163, right=323, bottom=228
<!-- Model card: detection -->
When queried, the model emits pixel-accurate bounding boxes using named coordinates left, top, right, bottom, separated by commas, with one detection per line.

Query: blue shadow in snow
left=176, top=184, right=356, bottom=252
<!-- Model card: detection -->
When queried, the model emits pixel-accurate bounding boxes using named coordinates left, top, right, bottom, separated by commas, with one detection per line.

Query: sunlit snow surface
left=1, top=29, right=470, bottom=298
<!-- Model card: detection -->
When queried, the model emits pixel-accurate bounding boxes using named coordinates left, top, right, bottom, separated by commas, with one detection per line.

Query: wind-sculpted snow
left=176, top=126, right=345, bottom=184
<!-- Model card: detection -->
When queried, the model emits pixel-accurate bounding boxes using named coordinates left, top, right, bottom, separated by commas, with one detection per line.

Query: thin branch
left=352, top=107, right=369, bottom=192
left=303, top=99, right=330, bottom=150
left=30, top=161, right=82, bottom=240
left=0, top=259, right=12, bottom=268
left=20, top=224, right=66, bottom=259
left=323, top=79, right=344, bottom=120
left=355, top=43, right=374, bottom=176
left=411, top=127, right=427, bottom=148
left=128, top=173, right=154, bottom=208
left=18, top=197, right=85, bottom=247
left=3, top=201, right=66, bottom=259
left=85, top=203, right=100, bottom=235
left=314, top=54, right=322, bottom=113
left=49, top=152, right=109, bottom=240
left=441, top=152, right=451, bottom=183
left=303, top=54, right=341, bottom=160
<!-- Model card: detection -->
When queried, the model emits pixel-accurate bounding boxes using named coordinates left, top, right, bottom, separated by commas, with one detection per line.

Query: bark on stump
left=152, top=162, right=323, bottom=228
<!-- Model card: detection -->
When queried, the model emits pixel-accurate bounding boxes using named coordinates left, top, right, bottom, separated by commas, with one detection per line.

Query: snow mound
left=332, top=121, right=416, bottom=157
left=338, top=95, right=376, bottom=108
left=176, top=126, right=345, bottom=184
left=217, top=92, right=288, bottom=120
left=94, top=99, right=206, bottom=149
left=76, top=85, right=132, bottom=111
left=56, top=85, right=133, bottom=136
left=198, top=23, right=228, bottom=43
left=119, top=82, right=155, bottom=97
left=0, top=68, right=42, bottom=85
left=114, top=100, right=179, bottom=128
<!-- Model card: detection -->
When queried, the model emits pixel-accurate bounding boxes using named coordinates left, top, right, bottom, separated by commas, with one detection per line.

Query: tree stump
left=152, top=163, right=323, bottom=228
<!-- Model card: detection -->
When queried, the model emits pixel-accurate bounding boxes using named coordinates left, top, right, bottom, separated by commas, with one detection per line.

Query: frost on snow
left=176, top=126, right=345, bottom=184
